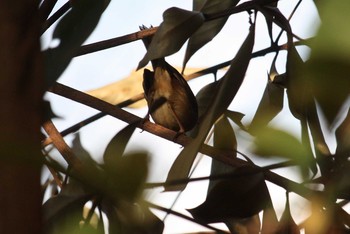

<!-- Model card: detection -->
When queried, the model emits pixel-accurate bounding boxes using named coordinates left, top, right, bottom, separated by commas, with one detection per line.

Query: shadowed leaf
left=188, top=166, right=269, bottom=222
left=44, top=0, right=109, bottom=87
left=250, top=56, right=284, bottom=133
left=103, top=121, right=139, bottom=167
left=137, top=7, right=205, bottom=69
left=105, top=152, right=148, bottom=201
left=336, top=108, right=350, bottom=160
left=183, top=0, right=240, bottom=70
left=164, top=23, right=255, bottom=191
left=305, top=0, right=350, bottom=126
left=208, top=116, right=237, bottom=192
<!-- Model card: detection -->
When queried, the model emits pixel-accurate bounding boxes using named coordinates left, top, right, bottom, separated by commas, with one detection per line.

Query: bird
left=140, top=25, right=198, bottom=134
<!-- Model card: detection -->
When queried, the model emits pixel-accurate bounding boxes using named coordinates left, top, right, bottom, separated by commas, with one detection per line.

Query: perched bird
left=140, top=26, right=198, bottom=133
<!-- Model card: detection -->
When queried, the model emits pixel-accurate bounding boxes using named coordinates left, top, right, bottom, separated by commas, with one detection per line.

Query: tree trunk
left=0, top=0, right=44, bottom=233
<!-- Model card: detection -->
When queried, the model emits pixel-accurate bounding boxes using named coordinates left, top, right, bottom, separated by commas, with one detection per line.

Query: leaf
left=208, top=116, right=237, bottom=192
left=43, top=182, right=91, bottom=233
left=225, top=110, right=246, bottom=130
left=188, top=166, right=269, bottom=222
left=304, top=0, right=350, bottom=125
left=225, top=215, right=261, bottom=234
left=250, top=56, right=284, bottom=133
left=286, top=46, right=310, bottom=120
left=253, top=127, right=313, bottom=171
left=275, top=194, right=300, bottom=234
left=137, top=7, right=205, bottom=69
left=336, top=108, right=350, bottom=160
left=102, top=202, right=163, bottom=234
left=103, top=121, right=139, bottom=167
left=44, top=0, right=110, bottom=87
left=165, top=22, right=255, bottom=191
left=183, top=0, right=240, bottom=70
left=106, top=152, right=148, bottom=201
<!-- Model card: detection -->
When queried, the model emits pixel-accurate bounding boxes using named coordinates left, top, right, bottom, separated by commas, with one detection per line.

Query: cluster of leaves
left=40, top=0, right=350, bottom=233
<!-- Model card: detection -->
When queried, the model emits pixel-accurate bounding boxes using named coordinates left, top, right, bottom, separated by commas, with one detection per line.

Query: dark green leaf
left=208, top=116, right=237, bottom=192
left=43, top=182, right=91, bottom=233
left=44, top=0, right=110, bottom=87
left=336, top=108, right=350, bottom=160
left=103, top=121, right=139, bottom=168
left=225, top=215, right=261, bottom=234
left=286, top=46, right=310, bottom=120
left=304, top=0, right=350, bottom=125
left=250, top=57, right=284, bottom=133
left=43, top=100, right=60, bottom=121
left=102, top=202, right=163, bottom=234
left=165, top=22, right=255, bottom=191
left=188, top=166, right=269, bottom=222
left=106, top=152, right=148, bottom=201
left=225, top=110, right=246, bottom=130
left=183, top=0, right=240, bottom=70
left=137, top=7, right=205, bottom=69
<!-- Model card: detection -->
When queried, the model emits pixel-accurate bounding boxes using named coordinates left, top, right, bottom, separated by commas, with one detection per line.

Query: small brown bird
left=140, top=26, right=198, bottom=133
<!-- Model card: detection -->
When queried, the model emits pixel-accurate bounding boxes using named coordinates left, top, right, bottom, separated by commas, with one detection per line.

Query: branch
left=145, top=201, right=229, bottom=233
left=47, top=82, right=321, bottom=200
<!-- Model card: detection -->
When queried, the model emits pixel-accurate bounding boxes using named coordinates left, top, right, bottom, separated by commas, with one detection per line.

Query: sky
left=43, top=0, right=322, bottom=233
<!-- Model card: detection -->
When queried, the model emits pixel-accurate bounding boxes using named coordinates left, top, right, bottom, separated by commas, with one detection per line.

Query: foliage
left=37, top=0, right=350, bottom=233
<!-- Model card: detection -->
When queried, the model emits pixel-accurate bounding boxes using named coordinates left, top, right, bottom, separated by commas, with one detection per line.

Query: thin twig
left=145, top=201, right=229, bottom=233
left=76, top=27, right=158, bottom=57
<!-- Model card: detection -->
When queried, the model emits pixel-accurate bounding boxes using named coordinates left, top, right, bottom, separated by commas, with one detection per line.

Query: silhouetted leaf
left=101, top=202, right=163, bottom=234
left=165, top=22, right=255, bottom=191
left=43, top=100, right=60, bottom=121
left=305, top=0, right=350, bottom=126
left=44, top=0, right=110, bottom=87
left=188, top=166, right=269, bottom=222
left=106, top=152, right=148, bottom=201
left=225, top=215, right=261, bottom=234
left=250, top=56, right=284, bottom=133
left=208, top=116, right=237, bottom=192
left=225, top=110, right=246, bottom=130
left=103, top=121, right=139, bottom=167
left=275, top=194, right=300, bottom=234
left=286, top=46, right=310, bottom=120
left=336, top=108, right=350, bottom=160
left=137, top=7, right=205, bottom=69
left=72, top=133, right=95, bottom=166
left=183, top=0, right=240, bottom=70
left=43, top=181, right=92, bottom=233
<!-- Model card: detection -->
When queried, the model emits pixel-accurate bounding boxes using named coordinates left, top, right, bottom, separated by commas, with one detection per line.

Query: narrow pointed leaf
left=183, top=0, right=240, bottom=70
left=208, top=116, right=237, bottom=192
left=44, top=0, right=110, bottom=87
left=250, top=57, right=284, bottom=133
left=336, top=108, right=350, bottom=159
left=103, top=121, right=139, bottom=167
left=164, top=23, right=255, bottom=191
left=137, top=7, right=205, bottom=69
